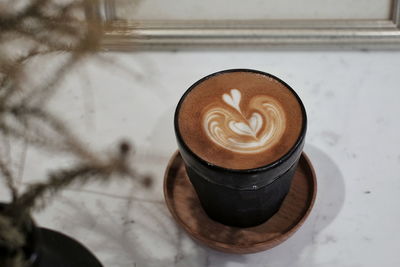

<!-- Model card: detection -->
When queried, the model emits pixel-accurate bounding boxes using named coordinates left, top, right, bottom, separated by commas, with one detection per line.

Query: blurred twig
left=0, top=0, right=151, bottom=266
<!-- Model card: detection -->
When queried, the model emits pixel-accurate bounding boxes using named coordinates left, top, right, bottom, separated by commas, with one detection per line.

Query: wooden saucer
left=163, top=151, right=317, bottom=254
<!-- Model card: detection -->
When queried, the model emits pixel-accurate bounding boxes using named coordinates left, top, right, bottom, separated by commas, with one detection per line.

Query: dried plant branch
left=11, top=106, right=100, bottom=162
left=0, top=122, right=64, bottom=152
left=15, top=141, right=135, bottom=217
left=0, top=214, right=25, bottom=267
left=0, top=0, right=151, bottom=265
left=0, top=158, right=18, bottom=202
left=0, top=215, right=25, bottom=250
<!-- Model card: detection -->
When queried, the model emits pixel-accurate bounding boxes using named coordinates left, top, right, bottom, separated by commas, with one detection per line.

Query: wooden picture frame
left=97, top=0, right=400, bottom=50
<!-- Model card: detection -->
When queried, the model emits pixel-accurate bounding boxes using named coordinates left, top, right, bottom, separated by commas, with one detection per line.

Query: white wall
left=116, top=0, right=392, bottom=20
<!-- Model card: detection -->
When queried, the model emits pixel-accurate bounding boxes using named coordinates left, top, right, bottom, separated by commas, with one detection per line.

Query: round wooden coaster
left=163, top=151, right=317, bottom=254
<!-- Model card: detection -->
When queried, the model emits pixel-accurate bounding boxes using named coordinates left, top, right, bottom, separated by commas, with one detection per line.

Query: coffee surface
left=178, top=71, right=303, bottom=169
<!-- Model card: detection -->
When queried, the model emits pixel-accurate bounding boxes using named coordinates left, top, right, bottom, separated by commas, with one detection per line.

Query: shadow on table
left=200, top=144, right=345, bottom=267
left=56, top=188, right=214, bottom=267
left=55, top=143, right=344, bottom=267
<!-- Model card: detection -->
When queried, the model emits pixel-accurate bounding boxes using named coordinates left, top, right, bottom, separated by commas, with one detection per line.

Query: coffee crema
left=178, top=71, right=303, bottom=169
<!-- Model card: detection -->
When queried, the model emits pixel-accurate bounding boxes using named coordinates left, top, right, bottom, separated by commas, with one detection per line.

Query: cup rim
left=174, top=68, right=307, bottom=174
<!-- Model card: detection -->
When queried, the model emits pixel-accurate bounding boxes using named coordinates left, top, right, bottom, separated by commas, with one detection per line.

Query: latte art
left=178, top=71, right=303, bottom=169
left=203, top=89, right=286, bottom=154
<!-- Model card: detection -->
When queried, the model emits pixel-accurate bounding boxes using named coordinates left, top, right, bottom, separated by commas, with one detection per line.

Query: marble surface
left=1, top=51, right=400, bottom=267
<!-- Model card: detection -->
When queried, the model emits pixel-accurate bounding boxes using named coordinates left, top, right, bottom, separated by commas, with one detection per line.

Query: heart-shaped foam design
left=229, top=112, right=262, bottom=137
left=203, top=89, right=286, bottom=154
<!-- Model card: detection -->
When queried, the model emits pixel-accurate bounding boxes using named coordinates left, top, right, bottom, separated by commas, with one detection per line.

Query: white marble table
left=1, top=51, right=400, bottom=267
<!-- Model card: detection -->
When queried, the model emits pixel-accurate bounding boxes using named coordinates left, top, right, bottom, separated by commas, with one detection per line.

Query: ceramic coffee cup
left=174, top=69, right=307, bottom=227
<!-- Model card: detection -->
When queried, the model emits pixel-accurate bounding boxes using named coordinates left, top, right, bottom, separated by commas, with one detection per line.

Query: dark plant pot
left=174, top=69, right=307, bottom=227
left=0, top=203, right=103, bottom=267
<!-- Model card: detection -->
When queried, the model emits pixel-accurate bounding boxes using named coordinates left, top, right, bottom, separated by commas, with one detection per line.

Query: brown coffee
left=178, top=71, right=303, bottom=169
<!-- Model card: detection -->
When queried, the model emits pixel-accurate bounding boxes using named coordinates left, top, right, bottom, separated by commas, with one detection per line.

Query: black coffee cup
left=174, top=69, right=307, bottom=227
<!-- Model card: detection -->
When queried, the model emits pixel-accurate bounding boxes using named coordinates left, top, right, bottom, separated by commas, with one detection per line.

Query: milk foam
left=203, top=89, right=286, bottom=154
